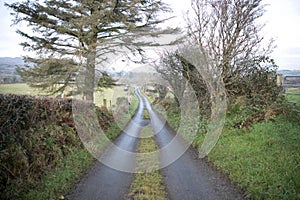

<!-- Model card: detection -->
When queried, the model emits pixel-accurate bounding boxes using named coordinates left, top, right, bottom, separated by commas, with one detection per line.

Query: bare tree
left=179, top=0, right=276, bottom=157
left=154, top=51, right=186, bottom=106
left=184, top=0, right=274, bottom=95
left=155, top=50, right=211, bottom=112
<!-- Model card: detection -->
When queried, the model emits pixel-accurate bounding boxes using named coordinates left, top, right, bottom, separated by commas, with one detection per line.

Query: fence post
left=103, top=99, right=107, bottom=107
left=277, top=74, right=283, bottom=87
left=277, top=74, right=284, bottom=94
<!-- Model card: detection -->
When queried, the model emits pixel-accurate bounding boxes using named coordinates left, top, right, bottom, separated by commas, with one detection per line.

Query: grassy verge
left=165, top=103, right=180, bottom=131
left=127, top=128, right=168, bottom=200
left=143, top=92, right=178, bottom=132
left=209, top=116, right=300, bottom=199
left=164, top=100, right=300, bottom=199
left=105, top=96, right=138, bottom=141
left=24, top=148, right=94, bottom=200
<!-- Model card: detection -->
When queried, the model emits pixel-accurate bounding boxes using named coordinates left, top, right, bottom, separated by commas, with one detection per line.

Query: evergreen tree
left=6, top=0, right=177, bottom=101
left=96, top=71, right=117, bottom=91
left=16, top=57, right=77, bottom=96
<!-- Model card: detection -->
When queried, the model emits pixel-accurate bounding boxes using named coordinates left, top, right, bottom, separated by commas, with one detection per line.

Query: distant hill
left=0, top=57, right=24, bottom=83
left=277, top=70, right=300, bottom=76
left=0, top=57, right=24, bottom=65
left=0, top=57, right=24, bottom=76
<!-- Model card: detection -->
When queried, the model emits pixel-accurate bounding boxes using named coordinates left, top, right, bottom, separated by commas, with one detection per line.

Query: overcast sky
left=0, top=0, right=300, bottom=70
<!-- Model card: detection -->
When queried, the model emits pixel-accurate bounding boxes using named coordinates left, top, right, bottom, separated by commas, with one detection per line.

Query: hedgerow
left=0, top=94, right=114, bottom=199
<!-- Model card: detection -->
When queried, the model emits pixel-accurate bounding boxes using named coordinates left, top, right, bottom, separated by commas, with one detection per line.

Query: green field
left=0, top=83, right=40, bottom=95
left=285, top=88, right=300, bottom=110
left=285, top=88, right=300, bottom=102
left=94, top=86, right=132, bottom=108
left=0, top=83, right=132, bottom=108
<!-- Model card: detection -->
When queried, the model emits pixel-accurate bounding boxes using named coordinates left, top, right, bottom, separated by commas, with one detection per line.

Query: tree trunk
left=174, top=95, right=180, bottom=107
left=84, top=48, right=96, bottom=102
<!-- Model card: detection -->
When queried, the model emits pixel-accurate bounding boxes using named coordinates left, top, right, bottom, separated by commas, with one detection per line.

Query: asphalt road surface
left=66, top=88, right=245, bottom=200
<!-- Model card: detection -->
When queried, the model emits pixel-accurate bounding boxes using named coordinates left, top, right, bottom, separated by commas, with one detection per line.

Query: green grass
left=24, top=148, right=94, bottom=200
left=0, top=83, right=133, bottom=109
left=143, top=91, right=156, bottom=103
left=285, top=89, right=300, bottom=110
left=0, top=83, right=40, bottom=95
left=209, top=117, right=300, bottom=199
left=143, top=109, right=150, bottom=119
left=285, top=89, right=300, bottom=101
left=105, top=95, right=139, bottom=140
left=181, top=115, right=299, bottom=199
left=163, top=98, right=300, bottom=199
left=95, top=86, right=132, bottom=108
left=127, top=128, right=168, bottom=200
left=165, top=105, right=181, bottom=131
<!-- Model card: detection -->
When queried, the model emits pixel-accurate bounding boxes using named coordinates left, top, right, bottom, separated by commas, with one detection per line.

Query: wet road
left=67, top=88, right=244, bottom=200
left=66, top=89, right=148, bottom=200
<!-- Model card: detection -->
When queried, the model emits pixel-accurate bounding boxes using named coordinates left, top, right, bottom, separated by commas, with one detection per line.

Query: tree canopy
left=6, top=0, right=177, bottom=100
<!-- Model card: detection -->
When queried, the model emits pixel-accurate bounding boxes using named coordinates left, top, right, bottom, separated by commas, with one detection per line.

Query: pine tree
left=96, top=71, right=117, bottom=91
left=6, top=0, right=177, bottom=101
left=16, top=57, right=77, bottom=96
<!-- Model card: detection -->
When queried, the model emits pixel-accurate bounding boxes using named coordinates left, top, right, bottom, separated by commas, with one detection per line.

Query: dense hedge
left=0, top=94, right=114, bottom=199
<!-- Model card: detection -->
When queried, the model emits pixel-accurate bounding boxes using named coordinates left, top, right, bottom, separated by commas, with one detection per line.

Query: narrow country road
left=66, top=89, right=148, bottom=200
left=66, top=88, right=245, bottom=200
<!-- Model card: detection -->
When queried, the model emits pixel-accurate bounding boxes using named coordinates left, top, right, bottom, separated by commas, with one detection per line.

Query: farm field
left=94, top=86, right=132, bottom=108
left=285, top=88, right=300, bottom=110
left=0, top=83, right=132, bottom=108
left=0, top=83, right=40, bottom=95
left=285, top=88, right=300, bottom=102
